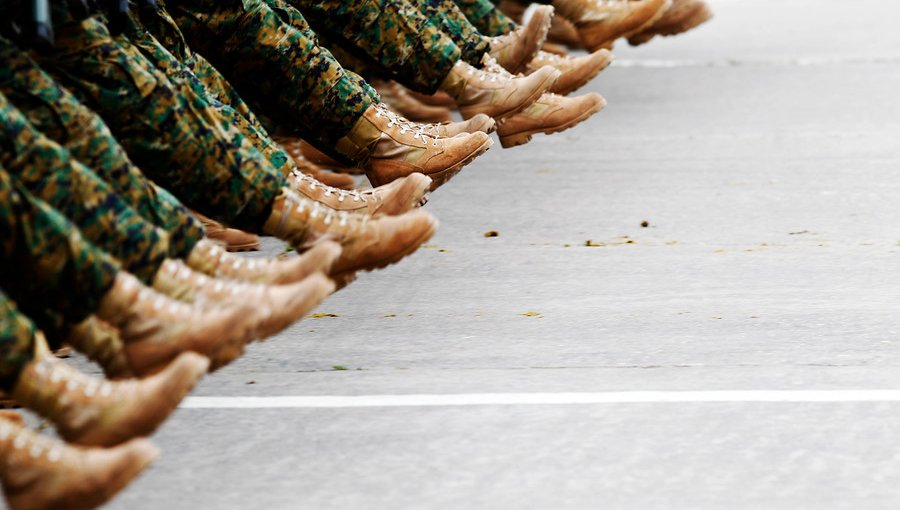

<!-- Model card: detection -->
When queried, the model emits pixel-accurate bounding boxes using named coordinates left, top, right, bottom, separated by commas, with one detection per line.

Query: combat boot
left=407, top=89, right=456, bottom=108
left=547, top=13, right=584, bottom=48
left=276, top=138, right=359, bottom=189
left=66, top=317, right=134, bottom=380
left=289, top=170, right=432, bottom=216
left=439, top=58, right=559, bottom=120
left=627, top=0, right=712, bottom=45
left=497, top=92, right=606, bottom=147
left=374, top=80, right=454, bottom=123
left=186, top=238, right=340, bottom=285
left=374, top=108, right=496, bottom=137
left=339, top=104, right=493, bottom=190
left=152, top=259, right=336, bottom=339
left=11, top=346, right=208, bottom=447
left=95, top=273, right=257, bottom=374
left=552, top=0, right=670, bottom=51
left=264, top=190, right=438, bottom=275
left=526, top=49, right=613, bottom=95
left=490, top=5, right=553, bottom=74
left=194, top=212, right=260, bottom=252
left=0, top=418, right=158, bottom=510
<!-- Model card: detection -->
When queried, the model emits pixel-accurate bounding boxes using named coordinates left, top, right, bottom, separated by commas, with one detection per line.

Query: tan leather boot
left=193, top=212, right=260, bottom=252
left=490, top=5, right=554, bottom=74
left=440, top=59, right=560, bottom=120
left=373, top=108, right=496, bottom=137
left=373, top=80, right=453, bottom=123
left=0, top=418, right=158, bottom=510
left=526, top=49, right=613, bottom=95
left=289, top=170, right=432, bottom=216
left=186, top=238, right=340, bottom=285
left=548, top=13, right=583, bottom=48
left=152, top=260, right=336, bottom=339
left=263, top=189, right=438, bottom=275
left=406, top=89, right=456, bottom=108
left=552, top=0, right=670, bottom=51
left=11, top=348, right=208, bottom=447
left=339, top=104, right=493, bottom=190
left=627, top=0, right=712, bottom=45
left=496, top=92, right=606, bottom=148
left=66, top=317, right=134, bottom=380
left=95, top=273, right=256, bottom=374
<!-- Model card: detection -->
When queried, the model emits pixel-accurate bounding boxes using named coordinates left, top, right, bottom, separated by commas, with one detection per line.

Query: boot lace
left=289, top=170, right=381, bottom=204
left=375, top=104, right=440, bottom=147
left=0, top=421, right=64, bottom=462
left=286, top=189, right=370, bottom=235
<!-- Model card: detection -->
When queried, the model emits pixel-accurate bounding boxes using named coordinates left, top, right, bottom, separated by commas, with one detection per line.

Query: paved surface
left=59, top=1, right=900, bottom=508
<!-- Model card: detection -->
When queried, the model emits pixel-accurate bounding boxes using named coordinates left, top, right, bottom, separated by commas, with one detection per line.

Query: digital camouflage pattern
left=0, top=91, right=171, bottom=284
left=284, top=0, right=465, bottom=93
left=36, top=5, right=284, bottom=231
left=123, top=7, right=298, bottom=177
left=0, top=164, right=119, bottom=348
left=0, top=290, right=35, bottom=391
left=416, top=0, right=492, bottom=64
left=453, top=0, right=518, bottom=36
left=0, top=38, right=205, bottom=261
left=167, top=0, right=379, bottom=164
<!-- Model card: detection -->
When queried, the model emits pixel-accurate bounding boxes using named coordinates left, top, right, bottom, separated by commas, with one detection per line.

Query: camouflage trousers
left=0, top=290, right=35, bottom=392
left=167, top=0, right=380, bottom=164
left=123, top=7, right=298, bottom=177
left=0, top=164, right=119, bottom=352
left=453, top=0, right=517, bottom=36
left=416, top=0, right=492, bottom=63
left=0, top=38, right=204, bottom=262
left=37, top=6, right=284, bottom=231
left=0, top=91, right=171, bottom=284
left=285, top=0, right=470, bottom=93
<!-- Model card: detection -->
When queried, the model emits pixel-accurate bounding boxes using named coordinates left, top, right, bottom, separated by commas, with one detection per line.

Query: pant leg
left=0, top=291, right=36, bottom=392
left=453, top=0, right=518, bottom=36
left=37, top=6, right=284, bottom=230
left=283, top=0, right=465, bottom=93
left=0, top=37, right=205, bottom=261
left=415, top=0, right=492, bottom=65
left=0, top=165, right=119, bottom=332
left=0, top=92, right=171, bottom=284
left=167, top=0, right=379, bottom=164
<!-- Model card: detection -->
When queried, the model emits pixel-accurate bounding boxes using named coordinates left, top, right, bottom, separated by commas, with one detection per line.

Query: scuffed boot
left=547, top=12, right=583, bottom=48
left=627, top=0, right=712, bottom=45
left=11, top=346, right=208, bottom=447
left=374, top=80, right=454, bottom=123
left=373, top=108, right=496, bottom=137
left=289, top=170, right=432, bottom=216
left=66, top=317, right=134, bottom=380
left=152, top=259, right=336, bottom=339
left=526, top=49, right=613, bottom=95
left=497, top=92, right=606, bottom=148
left=552, top=0, right=670, bottom=51
left=339, top=104, right=493, bottom=190
left=186, top=238, right=340, bottom=285
left=95, top=273, right=257, bottom=373
left=490, top=5, right=554, bottom=74
left=0, top=418, right=158, bottom=510
left=264, top=190, right=438, bottom=275
left=277, top=139, right=359, bottom=189
left=440, top=58, right=559, bottom=120
left=193, top=212, right=260, bottom=252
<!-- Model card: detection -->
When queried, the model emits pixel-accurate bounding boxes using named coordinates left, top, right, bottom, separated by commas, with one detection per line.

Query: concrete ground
left=75, top=1, right=900, bottom=508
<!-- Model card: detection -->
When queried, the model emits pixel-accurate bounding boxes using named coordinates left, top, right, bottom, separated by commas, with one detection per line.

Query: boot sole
left=550, top=51, right=614, bottom=96
left=498, top=99, right=606, bottom=148
left=427, top=137, right=495, bottom=191
left=460, top=68, right=560, bottom=122
left=628, top=2, right=712, bottom=45
left=620, top=0, right=673, bottom=41
left=512, top=6, right=555, bottom=74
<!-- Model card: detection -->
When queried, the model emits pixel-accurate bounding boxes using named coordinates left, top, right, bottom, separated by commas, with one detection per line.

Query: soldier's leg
left=0, top=92, right=172, bottom=284
left=453, top=0, right=519, bottom=36
left=0, top=37, right=204, bottom=261
left=0, top=292, right=36, bottom=393
left=36, top=6, right=284, bottom=231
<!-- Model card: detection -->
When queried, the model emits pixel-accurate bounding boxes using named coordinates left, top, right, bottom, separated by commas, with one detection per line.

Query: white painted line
left=181, top=391, right=900, bottom=409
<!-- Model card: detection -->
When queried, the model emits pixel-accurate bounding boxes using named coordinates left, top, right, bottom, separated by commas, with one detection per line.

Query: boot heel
left=499, top=132, right=533, bottom=148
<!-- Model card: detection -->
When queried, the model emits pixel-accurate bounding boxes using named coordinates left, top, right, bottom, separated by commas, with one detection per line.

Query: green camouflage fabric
left=0, top=164, right=119, bottom=345
left=0, top=91, right=171, bottom=284
left=453, top=0, right=517, bottom=36
left=167, top=0, right=380, bottom=164
left=0, top=38, right=204, bottom=261
left=0, top=290, right=36, bottom=391
left=284, top=0, right=465, bottom=93
left=121, top=9, right=298, bottom=177
left=35, top=6, right=284, bottom=231
left=416, top=0, right=492, bottom=65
